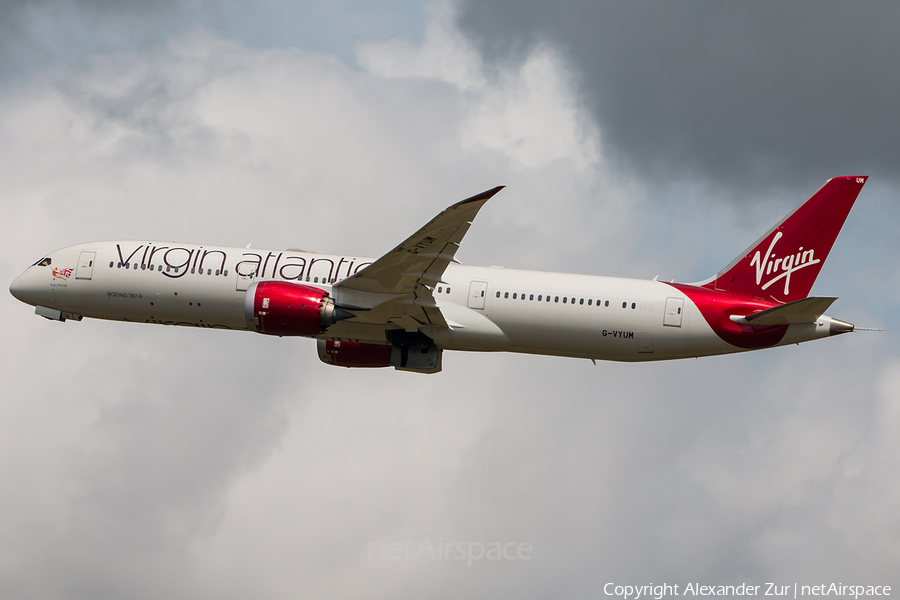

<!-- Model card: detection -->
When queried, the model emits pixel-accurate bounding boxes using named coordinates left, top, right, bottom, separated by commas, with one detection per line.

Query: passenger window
left=207, top=269, right=212, bottom=275
left=632, top=303, right=636, bottom=309
left=481, top=291, right=485, bottom=297
left=314, top=277, right=319, bottom=283
left=496, top=291, right=500, bottom=298
left=216, top=269, right=220, bottom=276
left=529, top=294, right=533, bottom=300
left=446, top=288, right=450, bottom=293
left=605, top=300, right=609, bottom=307
left=555, top=296, right=559, bottom=302
left=191, top=268, right=195, bottom=274
left=538, top=295, right=542, bottom=301
left=224, top=270, right=229, bottom=277
left=109, top=262, right=114, bottom=268
left=438, top=286, right=443, bottom=293
left=504, top=292, right=509, bottom=298
left=622, top=302, right=626, bottom=308
left=588, top=299, right=592, bottom=305
left=513, top=293, right=517, bottom=299
left=563, top=297, right=567, bottom=303
left=580, top=298, right=584, bottom=305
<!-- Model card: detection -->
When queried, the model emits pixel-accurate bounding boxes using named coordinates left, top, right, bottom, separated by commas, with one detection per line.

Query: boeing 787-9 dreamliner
left=10, top=177, right=866, bottom=373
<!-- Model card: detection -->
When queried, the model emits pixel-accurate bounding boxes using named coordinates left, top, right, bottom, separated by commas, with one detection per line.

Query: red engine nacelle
left=317, top=339, right=394, bottom=368
left=245, top=281, right=351, bottom=337
left=317, top=333, right=443, bottom=373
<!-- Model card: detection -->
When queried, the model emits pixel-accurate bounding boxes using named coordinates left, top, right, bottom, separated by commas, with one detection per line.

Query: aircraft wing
left=330, top=186, right=503, bottom=332
left=731, top=296, right=838, bottom=325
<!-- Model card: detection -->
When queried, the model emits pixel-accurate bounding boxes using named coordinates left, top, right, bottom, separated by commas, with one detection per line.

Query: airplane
left=9, top=176, right=867, bottom=374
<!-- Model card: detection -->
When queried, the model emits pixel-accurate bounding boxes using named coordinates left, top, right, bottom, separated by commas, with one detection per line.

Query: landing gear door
left=467, top=281, right=488, bottom=309
left=664, top=297, right=684, bottom=327
left=75, top=251, right=96, bottom=280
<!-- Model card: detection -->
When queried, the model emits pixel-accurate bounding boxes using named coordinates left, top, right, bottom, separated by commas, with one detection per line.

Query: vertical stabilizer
left=704, top=176, right=866, bottom=303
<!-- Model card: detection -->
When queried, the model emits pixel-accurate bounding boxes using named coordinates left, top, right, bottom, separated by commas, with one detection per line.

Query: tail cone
left=829, top=319, right=854, bottom=335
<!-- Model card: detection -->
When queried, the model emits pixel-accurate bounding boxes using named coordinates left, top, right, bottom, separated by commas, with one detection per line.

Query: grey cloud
left=457, top=1, right=900, bottom=191
left=0, top=0, right=184, bottom=80
left=0, top=0, right=427, bottom=82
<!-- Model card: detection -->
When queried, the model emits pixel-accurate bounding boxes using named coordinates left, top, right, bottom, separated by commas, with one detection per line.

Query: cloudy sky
left=1, top=1, right=898, bottom=598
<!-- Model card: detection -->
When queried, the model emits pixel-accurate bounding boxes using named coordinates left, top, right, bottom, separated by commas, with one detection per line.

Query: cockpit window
left=33, top=257, right=52, bottom=267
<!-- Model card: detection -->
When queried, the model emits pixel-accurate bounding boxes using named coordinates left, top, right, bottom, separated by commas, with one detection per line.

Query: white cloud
left=358, top=3, right=599, bottom=170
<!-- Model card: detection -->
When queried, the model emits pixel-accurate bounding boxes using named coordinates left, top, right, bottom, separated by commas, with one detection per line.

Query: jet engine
left=245, top=281, right=353, bottom=336
left=317, top=331, right=442, bottom=373
left=317, top=339, right=394, bottom=367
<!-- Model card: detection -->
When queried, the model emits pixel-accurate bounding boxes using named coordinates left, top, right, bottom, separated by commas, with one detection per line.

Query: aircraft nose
left=9, top=269, right=42, bottom=306
left=9, top=273, right=25, bottom=303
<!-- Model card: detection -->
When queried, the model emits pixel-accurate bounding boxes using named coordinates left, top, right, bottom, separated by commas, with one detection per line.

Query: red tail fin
left=703, top=176, right=867, bottom=303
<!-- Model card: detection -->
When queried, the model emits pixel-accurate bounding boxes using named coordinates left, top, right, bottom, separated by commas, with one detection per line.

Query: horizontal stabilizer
left=730, top=296, right=838, bottom=325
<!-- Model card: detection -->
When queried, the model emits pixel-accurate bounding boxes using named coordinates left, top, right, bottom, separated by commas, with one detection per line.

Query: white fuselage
left=10, top=241, right=840, bottom=362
